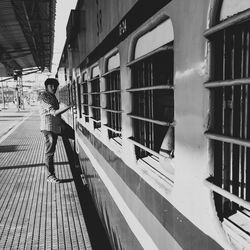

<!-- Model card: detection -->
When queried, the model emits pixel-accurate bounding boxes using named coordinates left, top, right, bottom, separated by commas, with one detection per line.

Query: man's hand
left=55, top=104, right=74, bottom=116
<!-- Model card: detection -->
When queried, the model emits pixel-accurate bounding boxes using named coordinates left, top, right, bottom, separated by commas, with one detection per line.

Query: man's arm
left=54, top=104, right=74, bottom=116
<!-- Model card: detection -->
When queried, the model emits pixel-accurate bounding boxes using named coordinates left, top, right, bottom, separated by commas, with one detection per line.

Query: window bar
left=149, top=59, right=153, bottom=87
left=115, top=112, right=118, bottom=134
left=114, top=73, right=117, bottom=90
left=204, top=78, right=250, bottom=88
left=117, top=91, right=120, bottom=112
left=206, top=132, right=250, bottom=147
left=127, top=45, right=173, bottom=67
left=147, top=58, right=151, bottom=149
left=126, top=85, right=174, bottom=92
left=112, top=111, right=115, bottom=136
left=242, top=29, right=247, bottom=201
left=104, top=124, right=122, bottom=134
left=143, top=63, right=148, bottom=151
left=234, top=31, right=241, bottom=202
left=109, top=74, right=112, bottom=91
left=89, top=117, right=101, bottom=123
left=114, top=72, right=117, bottom=90
left=110, top=73, right=113, bottom=90
left=101, top=89, right=122, bottom=94
left=128, top=114, right=173, bottom=126
left=150, top=92, right=154, bottom=151
left=245, top=29, right=249, bottom=201
left=128, top=137, right=166, bottom=159
left=221, top=29, right=227, bottom=216
left=232, top=84, right=240, bottom=208
left=111, top=92, right=115, bottom=134
left=140, top=62, right=144, bottom=88
left=246, top=30, right=250, bottom=201
left=238, top=30, right=243, bottom=201
left=103, top=108, right=123, bottom=113
left=89, top=76, right=100, bottom=82
left=115, top=92, right=118, bottom=132
left=114, top=113, right=118, bottom=134
left=101, top=67, right=120, bottom=77
left=239, top=84, right=245, bottom=200
left=204, top=179, right=250, bottom=211
left=89, top=105, right=102, bottom=109
left=149, top=60, right=154, bottom=151
left=111, top=84, right=114, bottom=133
left=118, top=113, right=121, bottom=132
left=229, top=31, right=236, bottom=209
left=117, top=73, right=120, bottom=135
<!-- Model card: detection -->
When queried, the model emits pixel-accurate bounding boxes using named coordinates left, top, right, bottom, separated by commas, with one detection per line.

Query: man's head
left=44, top=78, right=59, bottom=94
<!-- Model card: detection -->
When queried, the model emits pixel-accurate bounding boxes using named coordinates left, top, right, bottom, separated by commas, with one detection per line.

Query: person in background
left=38, top=78, right=73, bottom=183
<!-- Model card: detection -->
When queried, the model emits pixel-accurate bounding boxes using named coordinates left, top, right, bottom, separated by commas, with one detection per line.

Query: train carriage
left=57, top=0, right=250, bottom=249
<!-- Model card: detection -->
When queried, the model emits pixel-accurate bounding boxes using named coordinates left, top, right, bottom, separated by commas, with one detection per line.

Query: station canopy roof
left=0, top=0, right=56, bottom=78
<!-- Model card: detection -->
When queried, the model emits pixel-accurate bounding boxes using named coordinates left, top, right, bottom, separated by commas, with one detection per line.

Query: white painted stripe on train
left=76, top=134, right=159, bottom=250
left=0, top=112, right=33, bottom=144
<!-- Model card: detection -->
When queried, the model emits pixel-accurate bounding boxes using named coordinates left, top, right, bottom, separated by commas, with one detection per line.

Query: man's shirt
left=38, top=90, right=61, bottom=134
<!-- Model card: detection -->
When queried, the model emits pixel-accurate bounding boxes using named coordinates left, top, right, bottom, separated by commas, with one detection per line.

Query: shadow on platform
left=0, top=161, right=69, bottom=171
left=0, top=145, right=22, bottom=152
left=63, top=138, right=113, bottom=250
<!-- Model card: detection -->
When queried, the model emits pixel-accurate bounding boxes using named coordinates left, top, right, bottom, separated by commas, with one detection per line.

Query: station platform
left=0, top=104, right=112, bottom=250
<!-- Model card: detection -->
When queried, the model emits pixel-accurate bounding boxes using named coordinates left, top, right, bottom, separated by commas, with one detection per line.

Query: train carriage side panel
left=65, top=0, right=250, bottom=249
left=83, top=0, right=137, bottom=58
left=76, top=122, right=224, bottom=250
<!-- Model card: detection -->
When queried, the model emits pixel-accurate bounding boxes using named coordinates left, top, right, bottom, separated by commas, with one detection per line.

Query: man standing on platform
left=38, top=78, right=74, bottom=183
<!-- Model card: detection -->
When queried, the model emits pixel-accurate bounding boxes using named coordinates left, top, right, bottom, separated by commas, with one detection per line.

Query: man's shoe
left=47, top=174, right=60, bottom=183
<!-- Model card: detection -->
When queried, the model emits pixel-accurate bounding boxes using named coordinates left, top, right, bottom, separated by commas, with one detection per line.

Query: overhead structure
left=0, top=0, right=56, bottom=77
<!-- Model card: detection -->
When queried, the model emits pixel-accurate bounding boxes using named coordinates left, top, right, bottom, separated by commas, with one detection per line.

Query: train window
left=59, top=85, right=69, bottom=106
left=72, top=80, right=77, bottom=109
left=90, top=65, right=101, bottom=129
left=128, top=19, right=174, bottom=160
left=102, top=52, right=122, bottom=142
left=81, top=72, right=89, bottom=122
left=204, top=2, right=250, bottom=237
left=77, top=76, right=82, bottom=118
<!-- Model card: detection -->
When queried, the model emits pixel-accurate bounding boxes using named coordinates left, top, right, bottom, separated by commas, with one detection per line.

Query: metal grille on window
left=59, top=86, right=67, bottom=105
left=103, top=69, right=122, bottom=139
left=77, top=77, right=82, bottom=118
left=81, top=79, right=89, bottom=122
left=204, top=14, right=250, bottom=220
left=90, top=76, right=101, bottom=129
left=69, top=84, right=73, bottom=106
left=72, top=81, right=77, bottom=108
left=128, top=42, right=174, bottom=159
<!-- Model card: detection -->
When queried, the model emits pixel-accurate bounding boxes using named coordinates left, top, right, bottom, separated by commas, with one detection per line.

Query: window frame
left=80, top=71, right=89, bottom=123
left=89, top=65, right=101, bottom=129
left=205, top=4, right=250, bottom=223
left=127, top=18, right=175, bottom=161
left=102, top=51, right=122, bottom=143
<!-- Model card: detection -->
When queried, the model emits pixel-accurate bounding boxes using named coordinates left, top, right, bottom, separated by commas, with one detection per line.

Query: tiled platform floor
left=0, top=112, right=92, bottom=250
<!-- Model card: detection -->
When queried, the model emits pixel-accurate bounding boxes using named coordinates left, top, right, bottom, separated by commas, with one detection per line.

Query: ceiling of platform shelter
left=0, top=0, right=56, bottom=77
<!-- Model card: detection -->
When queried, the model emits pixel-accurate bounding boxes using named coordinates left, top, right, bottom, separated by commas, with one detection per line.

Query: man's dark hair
left=44, top=78, right=59, bottom=87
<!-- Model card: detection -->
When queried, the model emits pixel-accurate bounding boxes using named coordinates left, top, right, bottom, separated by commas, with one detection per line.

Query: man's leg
left=43, top=132, right=59, bottom=181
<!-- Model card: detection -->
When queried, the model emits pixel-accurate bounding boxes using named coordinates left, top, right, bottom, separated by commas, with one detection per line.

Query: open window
left=205, top=1, right=250, bottom=248
left=59, top=85, right=70, bottom=106
left=127, top=19, right=175, bottom=161
left=80, top=72, right=89, bottom=122
left=103, top=52, right=122, bottom=144
left=90, top=65, right=101, bottom=129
